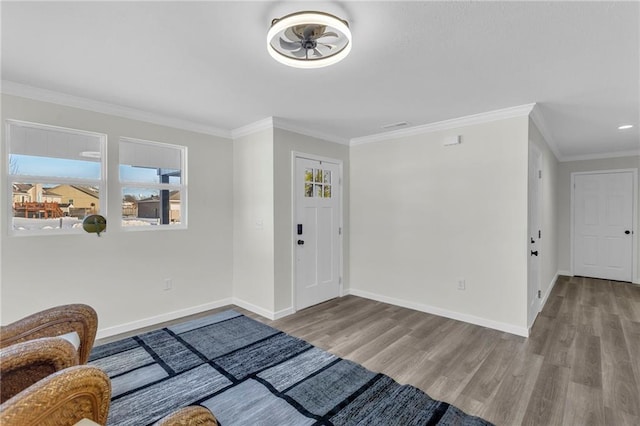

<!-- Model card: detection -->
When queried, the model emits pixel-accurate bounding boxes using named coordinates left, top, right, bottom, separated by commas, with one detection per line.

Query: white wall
left=231, top=127, right=349, bottom=317
left=10, top=92, right=631, bottom=340
left=557, top=155, right=640, bottom=282
left=232, top=129, right=275, bottom=314
left=0, top=94, right=234, bottom=335
left=273, top=128, right=349, bottom=313
left=350, top=117, right=530, bottom=335
left=528, top=119, right=559, bottom=311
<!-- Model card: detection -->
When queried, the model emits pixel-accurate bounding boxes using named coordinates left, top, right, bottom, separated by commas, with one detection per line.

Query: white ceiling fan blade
left=315, top=31, right=339, bottom=39
left=318, top=43, right=336, bottom=50
left=315, top=44, right=335, bottom=56
left=284, top=27, right=302, bottom=41
left=279, top=37, right=300, bottom=51
left=292, top=48, right=308, bottom=58
left=312, top=48, right=322, bottom=57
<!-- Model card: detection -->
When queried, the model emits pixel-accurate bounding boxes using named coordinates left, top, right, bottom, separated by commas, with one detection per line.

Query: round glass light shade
left=267, top=11, right=352, bottom=69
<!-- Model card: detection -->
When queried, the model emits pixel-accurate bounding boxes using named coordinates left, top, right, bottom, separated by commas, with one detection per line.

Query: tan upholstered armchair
left=0, top=337, right=79, bottom=403
left=1, top=304, right=98, bottom=403
left=155, top=405, right=219, bottom=426
left=0, top=365, right=111, bottom=426
left=0, top=304, right=98, bottom=364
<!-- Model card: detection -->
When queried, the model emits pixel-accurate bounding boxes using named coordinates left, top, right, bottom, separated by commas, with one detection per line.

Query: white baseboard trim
left=528, top=272, right=560, bottom=330
left=556, top=271, right=638, bottom=285
left=231, top=298, right=275, bottom=320
left=96, top=298, right=233, bottom=339
left=230, top=297, right=295, bottom=321
left=540, top=272, right=560, bottom=311
left=273, top=306, right=295, bottom=320
left=345, top=288, right=529, bottom=337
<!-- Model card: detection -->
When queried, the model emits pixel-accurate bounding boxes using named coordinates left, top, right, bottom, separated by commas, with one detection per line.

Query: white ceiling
left=2, top=1, right=638, bottom=161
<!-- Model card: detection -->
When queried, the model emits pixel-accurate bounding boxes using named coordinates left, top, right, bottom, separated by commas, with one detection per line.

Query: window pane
left=10, top=154, right=101, bottom=179
left=120, top=139, right=182, bottom=184
left=305, top=183, right=313, bottom=197
left=11, top=182, right=100, bottom=231
left=304, top=169, right=313, bottom=182
left=122, top=187, right=182, bottom=226
left=10, top=124, right=103, bottom=160
left=120, top=165, right=182, bottom=184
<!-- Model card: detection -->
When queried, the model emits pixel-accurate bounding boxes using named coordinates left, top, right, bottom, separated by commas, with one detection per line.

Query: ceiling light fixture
left=618, top=124, right=633, bottom=130
left=267, top=11, right=352, bottom=69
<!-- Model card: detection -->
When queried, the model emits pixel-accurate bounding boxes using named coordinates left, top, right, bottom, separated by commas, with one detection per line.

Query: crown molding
left=230, top=117, right=275, bottom=139
left=1, top=80, right=232, bottom=139
left=529, top=104, right=563, bottom=161
left=272, top=118, right=350, bottom=145
left=350, top=103, right=537, bottom=146
left=231, top=116, right=350, bottom=145
left=560, top=149, right=640, bottom=163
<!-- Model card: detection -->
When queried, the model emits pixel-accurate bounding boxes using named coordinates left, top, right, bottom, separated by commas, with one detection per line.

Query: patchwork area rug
left=89, top=310, right=493, bottom=425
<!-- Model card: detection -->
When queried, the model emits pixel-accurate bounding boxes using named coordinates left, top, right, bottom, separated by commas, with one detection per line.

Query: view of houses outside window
left=119, top=137, right=186, bottom=229
left=7, top=120, right=106, bottom=234
left=6, top=121, right=186, bottom=234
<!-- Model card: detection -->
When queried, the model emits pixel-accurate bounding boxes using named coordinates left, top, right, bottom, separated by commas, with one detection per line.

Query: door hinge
left=537, top=290, right=541, bottom=299
left=538, top=230, right=541, bottom=239
left=339, top=227, right=342, bottom=235
left=339, top=276, right=342, bottom=284
left=538, top=170, right=542, bottom=179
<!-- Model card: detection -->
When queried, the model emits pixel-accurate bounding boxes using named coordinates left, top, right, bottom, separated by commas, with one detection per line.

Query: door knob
left=625, top=230, right=631, bottom=235
left=531, top=250, right=538, bottom=256
left=297, top=240, right=304, bottom=245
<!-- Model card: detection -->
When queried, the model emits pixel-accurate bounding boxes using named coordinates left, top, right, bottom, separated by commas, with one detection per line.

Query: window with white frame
left=119, top=137, right=186, bottom=229
left=6, top=120, right=106, bottom=235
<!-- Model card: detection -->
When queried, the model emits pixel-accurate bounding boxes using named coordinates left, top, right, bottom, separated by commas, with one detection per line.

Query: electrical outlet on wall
left=457, top=279, right=466, bottom=290
left=164, top=278, right=173, bottom=291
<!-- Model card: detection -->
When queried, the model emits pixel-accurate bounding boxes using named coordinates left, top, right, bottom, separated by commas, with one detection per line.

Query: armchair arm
left=0, top=304, right=98, bottom=364
left=0, top=365, right=111, bottom=426
left=0, top=337, right=79, bottom=403
left=155, top=406, right=219, bottom=426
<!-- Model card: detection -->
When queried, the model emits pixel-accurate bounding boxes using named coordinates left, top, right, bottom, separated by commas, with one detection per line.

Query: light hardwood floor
left=98, top=276, right=640, bottom=425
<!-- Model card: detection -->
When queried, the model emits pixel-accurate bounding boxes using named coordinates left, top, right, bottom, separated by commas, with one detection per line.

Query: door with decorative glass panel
left=295, top=156, right=341, bottom=310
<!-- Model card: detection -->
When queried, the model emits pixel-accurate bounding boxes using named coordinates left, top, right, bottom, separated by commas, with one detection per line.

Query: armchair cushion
left=60, top=331, right=81, bottom=350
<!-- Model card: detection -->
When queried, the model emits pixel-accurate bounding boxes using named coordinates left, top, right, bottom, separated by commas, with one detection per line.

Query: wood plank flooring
left=97, top=276, right=640, bottom=425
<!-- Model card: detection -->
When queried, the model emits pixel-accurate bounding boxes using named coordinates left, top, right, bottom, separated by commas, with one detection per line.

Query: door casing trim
left=570, top=168, right=638, bottom=283
left=291, top=151, right=344, bottom=312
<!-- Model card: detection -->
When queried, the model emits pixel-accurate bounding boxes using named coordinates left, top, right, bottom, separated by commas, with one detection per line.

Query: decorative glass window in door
left=304, top=168, right=332, bottom=198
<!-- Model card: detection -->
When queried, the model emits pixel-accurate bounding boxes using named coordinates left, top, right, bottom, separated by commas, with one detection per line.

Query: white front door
left=295, top=156, right=341, bottom=310
left=528, top=144, right=542, bottom=326
left=573, top=171, right=634, bottom=282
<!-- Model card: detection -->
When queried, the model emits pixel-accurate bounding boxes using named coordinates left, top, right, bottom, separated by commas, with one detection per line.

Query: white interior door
left=295, top=156, right=341, bottom=310
left=527, top=144, right=542, bottom=326
left=573, top=171, right=634, bottom=282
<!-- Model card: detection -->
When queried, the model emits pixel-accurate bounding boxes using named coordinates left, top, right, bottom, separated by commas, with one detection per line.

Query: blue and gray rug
left=89, top=310, right=493, bottom=426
